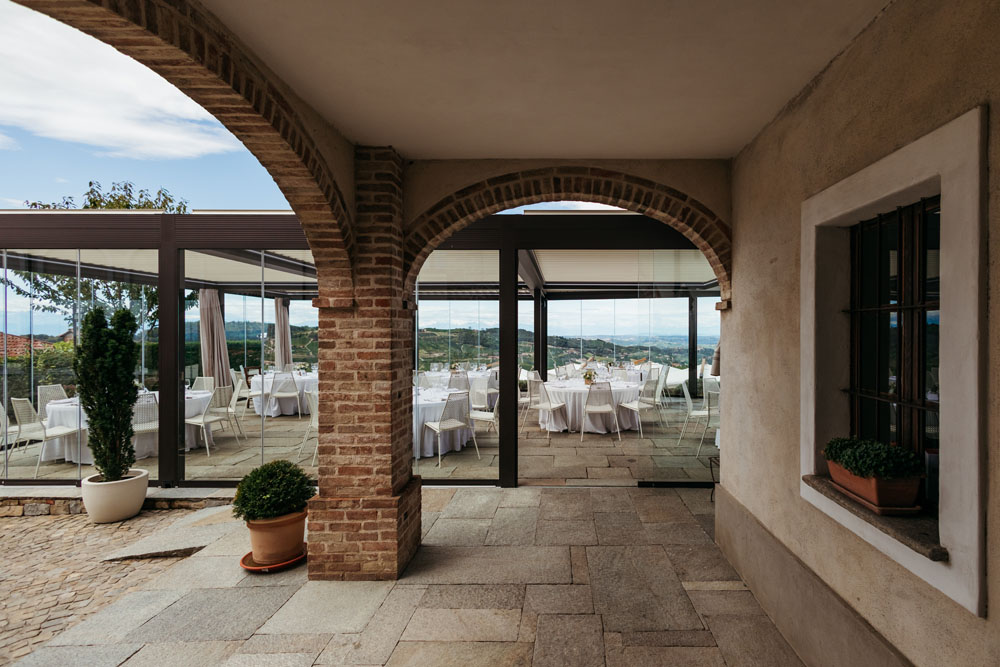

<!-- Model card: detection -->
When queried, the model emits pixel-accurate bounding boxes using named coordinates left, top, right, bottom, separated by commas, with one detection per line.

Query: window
left=849, top=196, right=940, bottom=506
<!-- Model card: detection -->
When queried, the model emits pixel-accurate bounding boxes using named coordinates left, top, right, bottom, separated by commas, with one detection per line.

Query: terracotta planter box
left=827, top=461, right=921, bottom=511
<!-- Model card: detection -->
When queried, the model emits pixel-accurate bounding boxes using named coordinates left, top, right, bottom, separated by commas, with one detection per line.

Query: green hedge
left=824, top=437, right=923, bottom=479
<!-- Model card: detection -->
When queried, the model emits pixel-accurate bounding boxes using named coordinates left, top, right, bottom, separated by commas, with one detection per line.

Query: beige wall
left=725, top=0, right=999, bottom=664
left=402, top=159, right=731, bottom=228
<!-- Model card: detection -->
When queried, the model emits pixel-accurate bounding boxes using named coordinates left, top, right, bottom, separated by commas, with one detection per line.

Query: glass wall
left=180, top=249, right=319, bottom=481
left=1, top=249, right=158, bottom=481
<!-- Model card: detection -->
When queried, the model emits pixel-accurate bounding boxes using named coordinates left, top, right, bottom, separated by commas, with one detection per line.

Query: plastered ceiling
left=202, top=0, right=888, bottom=158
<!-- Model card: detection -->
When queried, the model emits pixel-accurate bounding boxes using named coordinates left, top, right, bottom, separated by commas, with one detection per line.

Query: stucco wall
left=725, top=0, right=999, bottom=664
left=402, top=159, right=731, bottom=228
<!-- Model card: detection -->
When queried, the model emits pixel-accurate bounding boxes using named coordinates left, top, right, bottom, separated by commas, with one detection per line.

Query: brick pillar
left=307, top=147, right=421, bottom=580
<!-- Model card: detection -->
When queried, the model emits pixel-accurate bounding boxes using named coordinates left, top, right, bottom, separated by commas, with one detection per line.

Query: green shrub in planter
left=824, top=437, right=923, bottom=479
left=232, top=460, right=315, bottom=521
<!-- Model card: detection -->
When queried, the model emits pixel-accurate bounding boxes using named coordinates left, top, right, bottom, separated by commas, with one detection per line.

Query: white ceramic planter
left=81, top=468, right=149, bottom=523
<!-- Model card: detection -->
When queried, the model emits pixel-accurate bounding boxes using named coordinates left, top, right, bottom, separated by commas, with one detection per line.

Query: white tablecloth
left=251, top=372, right=318, bottom=417
left=42, top=390, right=213, bottom=464
left=420, top=370, right=497, bottom=390
left=412, top=388, right=474, bottom=459
left=539, top=380, right=641, bottom=434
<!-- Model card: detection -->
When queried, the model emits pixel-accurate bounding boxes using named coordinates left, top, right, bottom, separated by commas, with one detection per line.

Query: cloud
left=0, top=130, right=17, bottom=150
left=0, top=2, right=242, bottom=159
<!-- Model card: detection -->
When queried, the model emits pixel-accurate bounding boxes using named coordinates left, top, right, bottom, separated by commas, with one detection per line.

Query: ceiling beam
left=517, top=249, right=545, bottom=294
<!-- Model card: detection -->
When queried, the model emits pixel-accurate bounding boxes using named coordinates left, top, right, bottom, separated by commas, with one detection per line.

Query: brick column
left=307, top=147, right=421, bottom=580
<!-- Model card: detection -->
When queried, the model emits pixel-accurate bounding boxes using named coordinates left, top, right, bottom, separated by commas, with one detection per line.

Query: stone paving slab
left=606, top=645, right=728, bottom=667
left=14, top=644, right=142, bottom=667
left=417, top=584, right=524, bottom=609
left=535, top=519, right=598, bottom=545
left=126, top=586, right=299, bottom=642
left=258, top=581, right=394, bottom=635
left=103, top=508, right=243, bottom=561
left=384, top=641, right=533, bottom=666
left=704, top=614, right=805, bottom=666
left=47, top=590, right=184, bottom=646
left=224, top=653, right=316, bottom=667
left=438, top=488, right=502, bottom=519
left=421, top=518, right=490, bottom=546
left=141, top=555, right=248, bottom=590
left=315, top=585, right=425, bottom=665
left=532, top=614, right=605, bottom=667
left=402, top=546, right=572, bottom=584
left=485, top=507, right=537, bottom=545
left=122, top=640, right=240, bottom=666
left=238, top=634, right=332, bottom=655
left=399, top=608, right=521, bottom=642
left=663, top=545, right=741, bottom=582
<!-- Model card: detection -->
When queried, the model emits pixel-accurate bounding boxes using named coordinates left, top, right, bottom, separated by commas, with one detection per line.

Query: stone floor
left=0, top=511, right=185, bottom=665
left=8, top=400, right=718, bottom=486
left=13, top=487, right=802, bottom=667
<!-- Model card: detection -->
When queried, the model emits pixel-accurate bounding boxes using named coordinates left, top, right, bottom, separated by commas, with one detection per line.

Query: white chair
left=697, top=389, right=721, bottom=456
left=37, top=384, right=68, bottom=424
left=211, top=380, right=246, bottom=441
left=530, top=379, right=568, bottom=444
left=430, top=362, right=444, bottom=372
left=192, top=376, right=214, bottom=392
left=298, top=391, right=320, bottom=466
left=184, top=387, right=229, bottom=456
left=416, top=372, right=435, bottom=390
left=132, top=392, right=159, bottom=436
left=270, top=371, right=303, bottom=419
left=10, top=397, right=86, bottom=478
left=677, top=380, right=710, bottom=450
left=619, top=377, right=663, bottom=439
left=612, top=368, right=628, bottom=382
left=423, top=391, right=479, bottom=467
left=471, top=395, right=499, bottom=434
left=447, top=371, right=470, bottom=392
left=469, top=377, right=490, bottom=411
left=581, top=381, right=621, bottom=441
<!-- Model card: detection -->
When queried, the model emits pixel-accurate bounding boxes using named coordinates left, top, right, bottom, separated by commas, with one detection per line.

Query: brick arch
left=404, top=167, right=733, bottom=300
left=16, top=0, right=354, bottom=297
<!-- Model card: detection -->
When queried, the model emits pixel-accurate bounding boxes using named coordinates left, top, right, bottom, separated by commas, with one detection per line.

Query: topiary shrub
left=824, top=437, right=923, bottom=480
left=74, top=308, right=139, bottom=482
left=232, top=460, right=315, bottom=521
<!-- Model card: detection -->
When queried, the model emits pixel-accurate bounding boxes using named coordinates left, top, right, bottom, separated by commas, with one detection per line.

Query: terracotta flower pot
left=247, top=510, right=307, bottom=565
left=827, top=461, right=920, bottom=509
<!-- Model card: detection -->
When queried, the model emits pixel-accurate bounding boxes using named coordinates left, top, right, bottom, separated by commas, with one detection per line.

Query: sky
left=0, top=0, right=719, bottom=338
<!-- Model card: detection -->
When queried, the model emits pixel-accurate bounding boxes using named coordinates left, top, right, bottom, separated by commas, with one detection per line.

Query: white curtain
left=199, top=289, right=232, bottom=387
left=274, top=298, right=293, bottom=370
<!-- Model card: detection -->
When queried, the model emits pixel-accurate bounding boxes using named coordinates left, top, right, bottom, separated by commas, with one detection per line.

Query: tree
left=7, top=181, right=189, bottom=335
left=74, top=308, right=140, bottom=482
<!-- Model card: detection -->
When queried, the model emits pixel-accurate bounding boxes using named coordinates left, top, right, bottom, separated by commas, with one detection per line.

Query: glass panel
left=547, top=300, right=582, bottom=370
left=878, top=311, right=898, bottom=395
left=857, top=397, right=877, bottom=441
left=880, top=213, right=899, bottom=305
left=922, top=410, right=940, bottom=508
left=925, top=310, right=940, bottom=402
left=858, top=312, right=878, bottom=392
left=923, top=207, right=940, bottom=302
left=877, top=400, right=896, bottom=447
left=859, top=222, right=879, bottom=308
left=2, top=250, right=80, bottom=481
left=581, top=299, right=614, bottom=362
left=517, top=298, right=534, bottom=373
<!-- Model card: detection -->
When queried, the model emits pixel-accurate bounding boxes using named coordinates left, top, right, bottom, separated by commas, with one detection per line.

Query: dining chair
left=469, top=377, right=490, bottom=411
left=184, top=387, right=229, bottom=456
left=211, top=380, right=246, bottom=441
left=530, top=379, right=567, bottom=444
left=270, top=371, right=303, bottom=418
left=298, top=391, right=320, bottom=466
left=619, top=377, right=662, bottom=439
left=471, top=395, right=499, bottom=434
left=581, top=381, right=621, bottom=441
left=447, top=371, right=470, bottom=392
left=677, top=380, right=710, bottom=448
left=192, top=376, right=215, bottom=392
left=697, top=389, right=721, bottom=457
left=37, top=384, right=68, bottom=424
left=423, top=391, right=479, bottom=467
left=132, top=392, right=159, bottom=437
left=612, top=368, right=628, bottom=382
left=416, top=372, right=436, bottom=390
left=11, top=397, right=86, bottom=478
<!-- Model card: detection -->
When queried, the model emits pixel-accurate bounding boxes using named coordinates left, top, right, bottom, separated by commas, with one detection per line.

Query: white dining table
left=412, top=387, right=475, bottom=459
left=42, top=390, right=214, bottom=464
left=251, top=372, right=319, bottom=417
left=420, top=370, right=498, bottom=390
left=539, top=379, right=642, bottom=434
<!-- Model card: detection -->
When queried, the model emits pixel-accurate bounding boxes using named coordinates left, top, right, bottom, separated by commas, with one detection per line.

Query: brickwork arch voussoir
left=404, top=167, right=732, bottom=301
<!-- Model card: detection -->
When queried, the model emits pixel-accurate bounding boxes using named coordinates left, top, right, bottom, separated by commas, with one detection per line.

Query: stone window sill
left=802, top=474, right=948, bottom=562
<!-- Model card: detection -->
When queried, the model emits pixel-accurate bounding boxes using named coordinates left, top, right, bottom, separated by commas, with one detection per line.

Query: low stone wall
left=0, top=495, right=234, bottom=516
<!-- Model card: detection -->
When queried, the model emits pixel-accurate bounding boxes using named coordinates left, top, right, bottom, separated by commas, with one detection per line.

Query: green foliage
left=74, top=308, right=140, bottom=482
left=232, top=460, right=315, bottom=521
left=824, top=437, right=923, bottom=480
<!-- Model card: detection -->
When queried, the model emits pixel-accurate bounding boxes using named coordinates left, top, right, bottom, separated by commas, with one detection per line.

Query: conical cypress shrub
left=74, top=308, right=139, bottom=482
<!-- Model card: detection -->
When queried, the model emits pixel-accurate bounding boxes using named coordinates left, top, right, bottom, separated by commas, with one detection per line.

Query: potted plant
left=582, top=369, right=596, bottom=385
left=77, top=308, right=148, bottom=524
left=233, top=460, right=315, bottom=566
left=823, top=437, right=924, bottom=513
